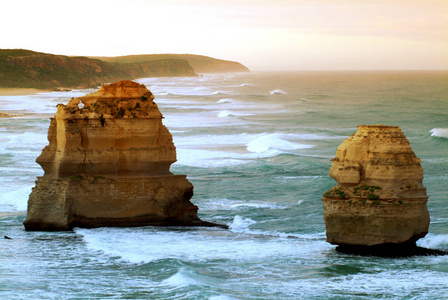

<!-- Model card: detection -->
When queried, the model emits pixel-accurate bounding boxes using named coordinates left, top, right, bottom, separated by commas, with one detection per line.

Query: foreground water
left=1, top=71, right=447, bottom=299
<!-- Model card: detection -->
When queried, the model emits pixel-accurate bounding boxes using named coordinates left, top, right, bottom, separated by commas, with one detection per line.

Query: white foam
left=175, top=146, right=288, bottom=168
left=269, top=269, right=448, bottom=298
left=430, top=128, right=448, bottom=138
left=417, top=233, right=448, bottom=250
left=76, top=227, right=330, bottom=264
left=217, top=110, right=252, bottom=118
left=162, top=110, right=251, bottom=128
left=173, top=133, right=316, bottom=167
left=0, top=186, right=31, bottom=212
left=0, top=90, right=91, bottom=114
left=209, top=295, right=237, bottom=300
left=217, top=98, right=234, bottom=103
left=229, top=216, right=257, bottom=232
left=217, top=110, right=232, bottom=118
left=6, top=131, right=48, bottom=149
left=246, top=133, right=314, bottom=153
left=200, top=198, right=288, bottom=211
left=211, top=91, right=231, bottom=95
left=269, top=89, right=288, bottom=95
left=175, top=149, right=245, bottom=168
left=161, top=268, right=202, bottom=287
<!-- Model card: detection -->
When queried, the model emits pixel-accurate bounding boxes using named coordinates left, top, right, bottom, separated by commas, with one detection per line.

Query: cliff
left=92, top=54, right=250, bottom=73
left=322, top=125, right=431, bottom=255
left=24, top=80, right=221, bottom=230
left=0, top=49, right=196, bottom=89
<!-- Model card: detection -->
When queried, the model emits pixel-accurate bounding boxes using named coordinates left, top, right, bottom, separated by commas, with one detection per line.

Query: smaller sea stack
left=24, top=80, right=223, bottom=231
left=322, top=125, right=445, bottom=256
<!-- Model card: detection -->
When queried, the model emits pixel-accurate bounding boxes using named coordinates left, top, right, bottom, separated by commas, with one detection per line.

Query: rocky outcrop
left=24, top=80, right=221, bottom=231
left=322, top=125, right=434, bottom=255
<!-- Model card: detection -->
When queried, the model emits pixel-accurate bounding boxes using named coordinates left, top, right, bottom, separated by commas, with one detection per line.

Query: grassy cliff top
left=91, top=54, right=250, bottom=73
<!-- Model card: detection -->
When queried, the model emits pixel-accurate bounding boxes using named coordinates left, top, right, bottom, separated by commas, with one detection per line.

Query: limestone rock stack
left=322, top=125, right=430, bottom=250
left=24, top=80, right=213, bottom=230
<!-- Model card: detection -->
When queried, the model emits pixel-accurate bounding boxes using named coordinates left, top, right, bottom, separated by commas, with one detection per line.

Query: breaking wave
left=269, top=89, right=288, bottom=95
left=430, top=128, right=448, bottom=139
left=246, top=133, right=314, bottom=153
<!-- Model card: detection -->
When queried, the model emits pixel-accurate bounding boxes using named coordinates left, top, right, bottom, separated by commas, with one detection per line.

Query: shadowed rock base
left=336, top=243, right=448, bottom=258
left=24, top=175, right=227, bottom=231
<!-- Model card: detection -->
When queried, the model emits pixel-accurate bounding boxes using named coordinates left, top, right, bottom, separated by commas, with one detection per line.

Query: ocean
left=1, top=71, right=447, bottom=299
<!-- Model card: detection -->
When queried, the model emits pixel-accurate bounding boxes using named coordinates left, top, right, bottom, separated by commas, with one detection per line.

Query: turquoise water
left=1, top=71, right=447, bottom=299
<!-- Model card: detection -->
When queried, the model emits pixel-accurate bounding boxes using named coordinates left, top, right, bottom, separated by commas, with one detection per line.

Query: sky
left=1, top=0, right=447, bottom=71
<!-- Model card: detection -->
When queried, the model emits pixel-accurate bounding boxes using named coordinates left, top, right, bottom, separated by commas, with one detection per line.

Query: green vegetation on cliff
left=0, top=49, right=196, bottom=89
left=92, top=54, right=250, bottom=74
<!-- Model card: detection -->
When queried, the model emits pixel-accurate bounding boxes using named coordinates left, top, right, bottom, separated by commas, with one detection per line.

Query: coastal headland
left=0, top=49, right=249, bottom=90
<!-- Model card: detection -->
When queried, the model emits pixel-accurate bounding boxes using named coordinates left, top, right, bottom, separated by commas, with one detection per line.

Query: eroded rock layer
left=24, top=80, right=213, bottom=230
left=322, top=125, right=430, bottom=248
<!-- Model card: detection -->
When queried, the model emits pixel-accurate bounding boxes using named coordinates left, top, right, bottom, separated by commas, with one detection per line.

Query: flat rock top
left=85, top=80, right=152, bottom=99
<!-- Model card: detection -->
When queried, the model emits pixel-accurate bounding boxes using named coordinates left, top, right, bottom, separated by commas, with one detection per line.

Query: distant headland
left=0, top=49, right=249, bottom=90
left=90, top=54, right=250, bottom=74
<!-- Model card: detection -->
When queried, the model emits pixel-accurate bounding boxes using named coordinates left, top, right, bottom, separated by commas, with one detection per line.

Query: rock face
left=24, top=80, right=215, bottom=231
left=322, top=125, right=430, bottom=250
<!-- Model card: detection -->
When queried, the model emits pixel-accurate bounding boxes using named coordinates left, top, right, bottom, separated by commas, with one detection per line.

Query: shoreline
left=0, top=88, right=52, bottom=118
left=0, top=88, right=50, bottom=96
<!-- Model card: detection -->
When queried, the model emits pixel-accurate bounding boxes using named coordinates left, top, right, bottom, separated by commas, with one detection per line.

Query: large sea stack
left=24, top=80, right=218, bottom=231
left=321, top=125, right=441, bottom=256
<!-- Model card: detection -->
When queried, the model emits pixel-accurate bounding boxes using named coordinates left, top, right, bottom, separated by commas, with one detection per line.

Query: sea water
left=0, top=71, right=447, bottom=299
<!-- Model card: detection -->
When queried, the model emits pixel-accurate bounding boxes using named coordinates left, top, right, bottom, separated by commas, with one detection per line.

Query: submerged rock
left=322, top=125, right=445, bottom=256
left=24, top=80, right=224, bottom=231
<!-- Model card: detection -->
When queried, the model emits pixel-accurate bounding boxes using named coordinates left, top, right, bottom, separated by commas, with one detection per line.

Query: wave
left=173, top=133, right=319, bottom=167
left=417, top=233, right=448, bottom=250
left=211, top=91, right=231, bottom=95
left=3, top=131, right=48, bottom=151
left=271, top=269, right=448, bottom=299
left=175, top=149, right=251, bottom=168
left=216, top=110, right=252, bottom=118
left=209, top=296, right=237, bottom=300
left=228, top=215, right=327, bottom=240
left=200, top=198, right=289, bottom=211
left=246, top=133, right=314, bottom=153
left=269, top=89, right=288, bottom=95
left=76, top=226, right=330, bottom=264
left=430, top=128, right=448, bottom=139
left=229, top=215, right=257, bottom=232
left=217, top=110, right=233, bottom=118
left=239, top=83, right=251, bottom=87
left=217, top=98, right=234, bottom=103
left=0, top=186, right=31, bottom=212
left=161, top=268, right=203, bottom=287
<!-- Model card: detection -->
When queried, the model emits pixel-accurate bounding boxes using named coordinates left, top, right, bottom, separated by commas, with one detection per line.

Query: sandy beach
left=0, top=88, right=48, bottom=96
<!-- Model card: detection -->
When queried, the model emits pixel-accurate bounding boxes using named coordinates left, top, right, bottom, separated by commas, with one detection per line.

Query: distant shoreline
left=0, top=88, right=50, bottom=118
left=0, top=88, right=49, bottom=96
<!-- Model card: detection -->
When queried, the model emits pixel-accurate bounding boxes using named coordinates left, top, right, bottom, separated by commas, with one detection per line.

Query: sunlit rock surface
left=322, top=125, right=431, bottom=254
left=24, top=80, right=220, bottom=230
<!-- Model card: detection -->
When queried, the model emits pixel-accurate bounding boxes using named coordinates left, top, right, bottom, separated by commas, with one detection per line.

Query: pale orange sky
left=1, top=0, right=447, bottom=70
